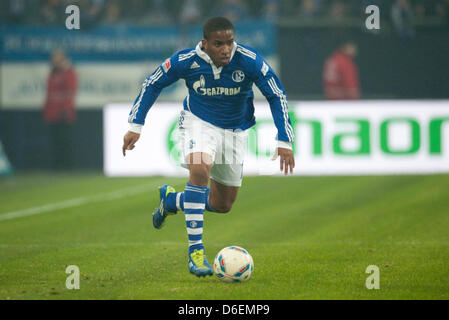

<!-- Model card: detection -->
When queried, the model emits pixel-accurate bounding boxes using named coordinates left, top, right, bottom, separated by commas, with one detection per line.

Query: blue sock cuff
left=184, top=183, right=207, bottom=204
left=186, top=183, right=208, bottom=190
left=178, top=186, right=215, bottom=212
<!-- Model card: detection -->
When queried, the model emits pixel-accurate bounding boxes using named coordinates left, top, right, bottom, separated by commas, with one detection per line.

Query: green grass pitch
left=0, top=173, right=448, bottom=299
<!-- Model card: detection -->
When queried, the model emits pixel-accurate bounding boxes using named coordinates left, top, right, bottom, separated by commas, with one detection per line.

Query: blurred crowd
left=1, top=0, right=448, bottom=26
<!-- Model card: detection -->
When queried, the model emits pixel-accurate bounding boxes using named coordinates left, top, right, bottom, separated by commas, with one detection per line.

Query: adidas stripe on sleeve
left=128, top=55, right=181, bottom=128
left=252, top=55, right=294, bottom=143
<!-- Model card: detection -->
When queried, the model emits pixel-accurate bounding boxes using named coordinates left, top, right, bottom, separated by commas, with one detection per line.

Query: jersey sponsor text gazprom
left=196, top=86, right=242, bottom=96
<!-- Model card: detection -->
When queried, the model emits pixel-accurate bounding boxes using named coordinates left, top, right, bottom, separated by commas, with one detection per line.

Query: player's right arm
left=250, top=54, right=295, bottom=174
left=122, top=54, right=182, bottom=156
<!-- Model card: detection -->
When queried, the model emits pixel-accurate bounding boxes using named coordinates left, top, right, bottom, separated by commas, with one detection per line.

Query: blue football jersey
left=128, top=41, right=294, bottom=143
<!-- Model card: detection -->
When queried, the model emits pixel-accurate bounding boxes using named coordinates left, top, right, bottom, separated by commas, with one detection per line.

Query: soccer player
left=122, top=17, right=295, bottom=277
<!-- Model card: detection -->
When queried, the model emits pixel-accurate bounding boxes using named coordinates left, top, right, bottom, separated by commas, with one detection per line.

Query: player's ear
left=201, top=38, right=208, bottom=50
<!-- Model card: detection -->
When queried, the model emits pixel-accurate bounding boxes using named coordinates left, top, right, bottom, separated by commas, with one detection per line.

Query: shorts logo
left=178, top=114, right=185, bottom=129
left=189, top=139, right=196, bottom=149
left=232, top=70, right=245, bottom=82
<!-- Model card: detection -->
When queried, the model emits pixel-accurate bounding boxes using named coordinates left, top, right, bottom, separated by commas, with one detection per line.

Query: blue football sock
left=173, top=187, right=216, bottom=213
left=183, top=183, right=207, bottom=253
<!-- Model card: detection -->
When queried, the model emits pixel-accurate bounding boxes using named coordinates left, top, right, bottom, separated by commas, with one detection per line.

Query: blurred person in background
left=140, top=0, right=174, bottom=26
left=79, top=0, right=105, bottom=28
left=180, top=0, right=203, bottom=25
left=391, top=0, right=415, bottom=40
left=262, top=0, right=280, bottom=22
left=4, top=0, right=27, bottom=24
left=434, top=0, right=449, bottom=23
left=43, top=49, right=78, bottom=170
left=40, top=0, right=65, bottom=25
left=296, top=0, right=323, bottom=21
left=103, top=0, right=122, bottom=24
left=327, top=0, right=347, bottom=22
left=322, top=40, right=360, bottom=100
left=210, top=0, right=251, bottom=23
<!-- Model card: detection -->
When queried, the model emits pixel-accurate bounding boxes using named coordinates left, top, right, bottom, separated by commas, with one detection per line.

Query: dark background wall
left=0, top=110, right=103, bottom=170
left=279, top=26, right=449, bottom=100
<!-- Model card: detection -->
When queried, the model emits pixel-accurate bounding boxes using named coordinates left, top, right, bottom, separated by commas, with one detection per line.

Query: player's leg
left=162, top=163, right=241, bottom=214
left=153, top=111, right=217, bottom=218
left=208, top=178, right=239, bottom=213
left=184, top=152, right=214, bottom=276
left=152, top=110, right=215, bottom=228
left=162, top=183, right=217, bottom=214
left=188, top=152, right=212, bottom=186
left=177, top=111, right=217, bottom=276
left=206, top=128, right=246, bottom=213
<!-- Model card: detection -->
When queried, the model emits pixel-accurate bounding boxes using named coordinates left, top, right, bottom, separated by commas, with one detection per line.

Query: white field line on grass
left=0, top=182, right=161, bottom=222
left=1, top=240, right=448, bottom=249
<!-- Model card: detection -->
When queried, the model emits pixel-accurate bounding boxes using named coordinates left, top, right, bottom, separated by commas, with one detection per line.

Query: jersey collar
left=195, top=41, right=237, bottom=80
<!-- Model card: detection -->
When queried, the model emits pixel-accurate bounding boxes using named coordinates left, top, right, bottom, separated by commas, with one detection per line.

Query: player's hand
left=271, top=147, right=295, bottom=175
left=122, top=131, right=140, bottom=156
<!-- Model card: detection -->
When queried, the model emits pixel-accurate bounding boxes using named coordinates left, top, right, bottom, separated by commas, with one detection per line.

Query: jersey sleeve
left=252, top=55, right=294, bottom=143
left=128, top=53, right=182, bottom=127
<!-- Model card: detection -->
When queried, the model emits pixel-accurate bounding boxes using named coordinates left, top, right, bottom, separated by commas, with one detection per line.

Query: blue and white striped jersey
left=128, top=41, right=294, bottom=143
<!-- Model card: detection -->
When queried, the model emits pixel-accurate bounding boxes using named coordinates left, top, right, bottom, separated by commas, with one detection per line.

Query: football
left=213, top=246, right=254, bottom=282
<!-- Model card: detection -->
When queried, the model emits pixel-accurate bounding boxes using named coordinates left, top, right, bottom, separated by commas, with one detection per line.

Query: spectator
left=79, top=0, right=106, bottom=28
left=391, top=0, right=415, bottom=40
left=103, top=1, right=121, bottom=24
left=140, top=0, right=173, bottom=26
left=434, top=0, right=449, bottom=21
left=327, top=0, right=347, bottom=22
left=414, top=2, right=426, bottom=18
left=210, top=0, right=251, bottom=23
left=123, top=0, right=147, bottom=24
left=43, top=49, right=78, bottom=170
left=180, top=0, right=203, bottom=25
left=322, top=40, right=360, bottom=100
left=296, top=0, right=321, bottom=21
left=262, top=0, right=281, bottom=22
left=40, top=0, right=65, bottom=25
left=6, top=0, right=27, bottom=24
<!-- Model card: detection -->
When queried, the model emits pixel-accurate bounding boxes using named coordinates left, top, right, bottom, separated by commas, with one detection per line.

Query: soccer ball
left=213, top=246, right=254, bottom=282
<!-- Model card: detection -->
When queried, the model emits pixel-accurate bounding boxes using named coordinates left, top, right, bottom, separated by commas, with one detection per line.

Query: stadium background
left=0, top=0, right=448, bottom=171
left=0, top=0, right=449, bottom=300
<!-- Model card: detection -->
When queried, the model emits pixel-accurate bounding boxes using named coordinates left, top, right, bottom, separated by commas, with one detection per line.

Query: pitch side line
left=0, top=182, right=162, bottom=222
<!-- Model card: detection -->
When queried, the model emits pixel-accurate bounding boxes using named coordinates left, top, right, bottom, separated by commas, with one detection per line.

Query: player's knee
left=189, top=165, right=210, bottom=186
left=214, top=202, right=233, bottom=213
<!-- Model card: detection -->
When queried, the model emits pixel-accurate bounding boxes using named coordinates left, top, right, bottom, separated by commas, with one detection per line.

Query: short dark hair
left=203, top=17, right=234, bottom=39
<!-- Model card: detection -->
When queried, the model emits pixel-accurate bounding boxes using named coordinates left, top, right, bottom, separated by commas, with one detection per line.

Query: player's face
left=202, top=29, right=235, bottom=67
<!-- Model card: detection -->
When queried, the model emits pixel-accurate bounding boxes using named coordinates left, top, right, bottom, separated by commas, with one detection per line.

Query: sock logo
left=190, top=221, right=198, bottom=228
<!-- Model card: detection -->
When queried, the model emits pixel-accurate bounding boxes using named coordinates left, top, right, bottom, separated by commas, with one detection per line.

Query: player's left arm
left=252, top=56, right=295, bottom=175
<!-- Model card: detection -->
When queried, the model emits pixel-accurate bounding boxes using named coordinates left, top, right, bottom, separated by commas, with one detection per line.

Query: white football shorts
left=178, top=110, right=247, bottom=187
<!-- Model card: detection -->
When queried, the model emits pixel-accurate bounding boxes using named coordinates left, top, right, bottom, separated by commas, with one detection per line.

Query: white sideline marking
left=0, top=183, right=160, bottom=222
left=1, top=240, right=447, bottom=249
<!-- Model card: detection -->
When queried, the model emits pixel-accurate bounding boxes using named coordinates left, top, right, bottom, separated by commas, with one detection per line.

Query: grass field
left=0, top=173, right=448, bottom=300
